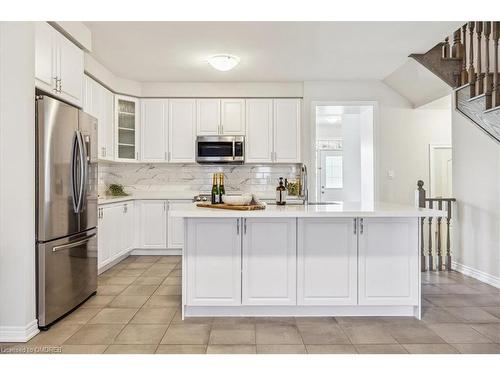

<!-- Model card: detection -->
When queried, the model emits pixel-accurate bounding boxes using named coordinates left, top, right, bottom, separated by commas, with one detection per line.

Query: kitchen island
left=170, top=202, right=446, bottom=319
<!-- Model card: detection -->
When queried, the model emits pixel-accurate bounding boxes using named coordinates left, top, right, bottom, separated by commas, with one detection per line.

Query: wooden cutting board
left=196, top=203, right=266, bottom=211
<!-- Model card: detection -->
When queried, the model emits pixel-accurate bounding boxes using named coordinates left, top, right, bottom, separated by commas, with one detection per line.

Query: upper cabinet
left=83, top=75, right=114, bottom=161
left=246, top=99, right=301, bottom=163
left=196, top=99, right=220, bottom=135
left=274, top=99, right=301, bottom=163
left=169, top=99, right=196, bottom=163
left=115, top=95, right=140, bottom=162
left=141, top=99, right=169, bottom=162
left=221, top=99, right=245, bottom=135
left=196, top=99, right=245, bottom=136
left=35, top=22, right=84, bottom=107
left=245, top=99, right=274, bottom=163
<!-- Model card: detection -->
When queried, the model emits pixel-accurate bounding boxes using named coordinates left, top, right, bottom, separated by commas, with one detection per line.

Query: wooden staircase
left=411, top=22, right=500, bottom=142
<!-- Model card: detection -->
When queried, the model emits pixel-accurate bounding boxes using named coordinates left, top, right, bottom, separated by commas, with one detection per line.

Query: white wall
left=452, top=107, right=500, bottom=282
left=0, top=22, right=38, bottom=342
left=303, top=81, right=452, bottom=205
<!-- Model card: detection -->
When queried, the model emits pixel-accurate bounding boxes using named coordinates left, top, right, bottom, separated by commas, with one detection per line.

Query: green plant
left=106, top=184, right=128, bottom=197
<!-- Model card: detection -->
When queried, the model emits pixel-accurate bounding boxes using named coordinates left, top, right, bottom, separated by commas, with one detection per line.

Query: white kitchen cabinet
left=221, top=99, right=245, bottom=135
left=83, top=76, right=114, bottom=161
left=242, top=218, right=296, bottom=305
left=35, top=22, right=83, bottom=107
left=141, top=99, right=168, bottom=162
left=98, top=202, right=134, bottom=269
left=186, top=218, right=241, bottom=306
left=297, top=218, right=357, bottom=305
left=137, top=200, right=168, bottom=249
left=169, top=99, right=196, bottom=163
left=196, top=99, right=220, bottom=135
left=245, top=99, right=274, bottom=163
left=115, top=95, right=140, bottom=161
left=167, top=201, right=191, bottom=249
left=273, top=99, right=301, bottom=163
left=358, top=218, right=419, bottom=306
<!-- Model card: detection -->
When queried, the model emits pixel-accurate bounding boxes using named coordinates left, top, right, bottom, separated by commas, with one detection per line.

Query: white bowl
left=222, top=194, right=252, bottom=206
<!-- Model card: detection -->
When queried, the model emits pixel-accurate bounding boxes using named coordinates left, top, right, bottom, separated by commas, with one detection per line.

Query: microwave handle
left=232, top=140, right=235, bottom=160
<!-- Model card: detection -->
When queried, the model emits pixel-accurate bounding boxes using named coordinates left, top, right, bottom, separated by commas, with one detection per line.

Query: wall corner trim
left=0, top=319, right=39, bottom=343
left=452, top=261, right=500, bottom=289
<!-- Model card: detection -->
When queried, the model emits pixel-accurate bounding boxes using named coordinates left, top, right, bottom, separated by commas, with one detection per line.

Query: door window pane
left=325, top=155, right=343, bottom=188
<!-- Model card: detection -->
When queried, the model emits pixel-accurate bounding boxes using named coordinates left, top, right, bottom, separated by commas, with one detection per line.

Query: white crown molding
left=0, top=319, right=39, bottom=343
left=452, top=261, right=500, bottom=289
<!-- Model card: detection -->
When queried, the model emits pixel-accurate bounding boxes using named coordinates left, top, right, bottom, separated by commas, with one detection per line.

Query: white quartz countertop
left=98, top=192, right=195, bottom=205
left=169, top=201, right=447, bottom=218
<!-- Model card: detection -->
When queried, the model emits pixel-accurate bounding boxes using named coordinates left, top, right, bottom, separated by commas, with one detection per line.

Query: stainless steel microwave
left=196, top=136, right=245, bottom=164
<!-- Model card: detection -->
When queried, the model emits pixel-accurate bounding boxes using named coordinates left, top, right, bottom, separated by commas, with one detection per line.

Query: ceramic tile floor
left=2, top=255, right=500, bottom=354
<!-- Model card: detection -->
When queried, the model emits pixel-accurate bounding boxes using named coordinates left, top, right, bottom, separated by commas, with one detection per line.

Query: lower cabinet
left=98, top=201, right=134, bottom=269
left=137, top=200, right=167, bottom=249
left=358, top=218, right=419, bottom=306
left=168, top=201, right=191, bottom=249
left=242, top=218, right=296, bottom=305
left=186, top=218, right=242, bottom=306
left=297, top=218, right=357, bottom=305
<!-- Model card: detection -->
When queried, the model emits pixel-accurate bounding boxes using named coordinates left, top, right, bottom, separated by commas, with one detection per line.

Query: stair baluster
left=484, top=22, right=493, bottom=109
left=493, top=22, right=500, bottom=108
left=461, top=24, right=468, bottom=85
left=428, top=201, right=434, bottom=271
left=445, top=200, right=452, bottom=271
left=476, top=22, right=484, bottom=96
left=442, top=36, right=450, bottom=59
left=436, top=200, right=443, bottom=271
left=468, top=22, right=476, bottom=96
left=451, top=29, right=463, bottom=59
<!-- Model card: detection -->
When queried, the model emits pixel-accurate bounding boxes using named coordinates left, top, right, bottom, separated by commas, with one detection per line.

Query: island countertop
left=169, top=201, right=446, bottom=218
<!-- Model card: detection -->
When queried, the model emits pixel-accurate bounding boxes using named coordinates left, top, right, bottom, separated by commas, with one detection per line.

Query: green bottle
left=219, top=173, right=226, bottom=203
left=211, top=173, right=220, bottom=204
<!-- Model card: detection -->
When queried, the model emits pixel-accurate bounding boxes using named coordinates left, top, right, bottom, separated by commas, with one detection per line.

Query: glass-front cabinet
left=115, top=95, right=139, bottom=161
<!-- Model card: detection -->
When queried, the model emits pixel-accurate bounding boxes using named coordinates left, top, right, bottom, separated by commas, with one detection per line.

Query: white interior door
left=430, top=146, right=452, bottom=198
left=318, top=150, right=343, bottom=202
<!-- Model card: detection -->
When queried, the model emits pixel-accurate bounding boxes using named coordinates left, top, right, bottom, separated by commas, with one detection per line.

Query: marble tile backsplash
left=98, top=162, right=302, bottom=197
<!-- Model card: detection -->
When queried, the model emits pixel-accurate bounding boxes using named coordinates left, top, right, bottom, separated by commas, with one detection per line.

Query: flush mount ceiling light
left=207, top=54, right=240, bottom=71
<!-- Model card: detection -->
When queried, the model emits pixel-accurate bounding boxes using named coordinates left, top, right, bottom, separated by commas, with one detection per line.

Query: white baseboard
left=452, top=261, right=500, bottom=289
left=0, top=319, right=39, bottom=343
left=98, top=252, right=131, bottom=275
left=130, top=248, right=182, bottom=256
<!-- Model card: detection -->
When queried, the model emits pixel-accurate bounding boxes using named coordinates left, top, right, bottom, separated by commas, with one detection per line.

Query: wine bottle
left=211, top=173, right=220, bottom=204
left=219, top=173, right=226, bottom=203
left=276, top=177, right=287, bottom=205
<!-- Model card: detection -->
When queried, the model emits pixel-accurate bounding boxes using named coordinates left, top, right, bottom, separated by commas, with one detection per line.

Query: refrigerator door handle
left=52, top=233, right=97, bottom=252
left=76, top=131, right=87, bottom=213
left=70, top=131, right=79, bottom=213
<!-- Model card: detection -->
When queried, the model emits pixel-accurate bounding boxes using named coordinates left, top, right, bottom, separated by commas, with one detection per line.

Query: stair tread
left=468, top=93, right=486, bottom=102
left=484, top=105, right=500, bottom=114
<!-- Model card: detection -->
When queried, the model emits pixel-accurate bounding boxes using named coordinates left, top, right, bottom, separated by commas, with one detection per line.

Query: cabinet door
left=186, top=218, right=241, bottom=306
left=101, top=87, right=115, bottom=161
left=35, top=22, right=56, bottom=93
left=358, top=218, right=419, bottom=306
left=120, top=202, right=135, bottom=253
left=245, top=99, right=273, bottom=163
left=221, top=99, right=245, bottom=135
left=141, top=99, right=168, bottom=162
left=274, top=99, right=301, bottom=163
left=169, top=99, right=196, bottom=162
left=116, top=95, right=139, bottom=161
left=167, top=201, right=191, bottom=249
left=97, top=207, right=111, bottom=268
left=138, top=200, right=167, bottom=249
left=196, top=99, right=220, bottom=135
left=297, top=218, right=357, bottom=305
left=57, top=33, right=84, bottom=106
left=242, top=218, right=296, bottom=305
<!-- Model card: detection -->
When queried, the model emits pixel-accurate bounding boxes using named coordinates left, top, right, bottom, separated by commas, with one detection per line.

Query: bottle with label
left=211, top=173, right=220, bottom=204
left=276, top=177, right=287, bottom=205
left=219, top=173, right=226, bottom=203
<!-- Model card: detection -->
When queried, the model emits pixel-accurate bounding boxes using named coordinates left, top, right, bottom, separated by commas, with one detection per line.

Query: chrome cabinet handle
left=123, top=204, right=127, bottom=213
left=244, top=218, right=247, bottom=234
left=353, top=218, right=357, bottom=235
left=360, top=218, right=364, bottom=235
left=236, top=218, right=240, bottom=235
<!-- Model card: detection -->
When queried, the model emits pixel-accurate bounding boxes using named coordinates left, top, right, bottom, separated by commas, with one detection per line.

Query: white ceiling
left=85, top=22, right=462, bottom=82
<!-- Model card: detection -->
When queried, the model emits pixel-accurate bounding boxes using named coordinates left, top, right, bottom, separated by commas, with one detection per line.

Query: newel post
left=416, top=180, right=426, bottom=271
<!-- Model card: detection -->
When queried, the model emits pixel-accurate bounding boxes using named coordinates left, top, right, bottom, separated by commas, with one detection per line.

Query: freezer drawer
left=37, top=229, right=97, bottom=328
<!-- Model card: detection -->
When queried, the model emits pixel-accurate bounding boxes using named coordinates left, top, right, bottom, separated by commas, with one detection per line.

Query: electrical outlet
left=387, top=170, right=395, bottom=180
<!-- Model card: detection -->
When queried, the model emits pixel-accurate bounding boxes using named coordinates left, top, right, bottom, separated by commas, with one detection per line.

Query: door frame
left=309, top=101, right=379, bottom=203
left=428, top=143, right=452, bottom=197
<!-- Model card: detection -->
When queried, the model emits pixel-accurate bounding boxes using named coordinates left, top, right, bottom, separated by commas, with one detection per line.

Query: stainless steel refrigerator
left=35, top=95, right=98, bottom=329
